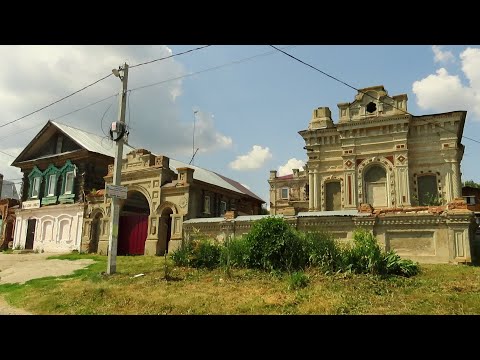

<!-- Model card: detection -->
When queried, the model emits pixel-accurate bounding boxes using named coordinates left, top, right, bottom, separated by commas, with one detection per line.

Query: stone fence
left=182, top=206, right=479, bottom=265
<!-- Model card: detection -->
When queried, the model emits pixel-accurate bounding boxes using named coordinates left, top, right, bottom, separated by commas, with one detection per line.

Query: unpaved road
left=0, top=253, right=95, bottom=315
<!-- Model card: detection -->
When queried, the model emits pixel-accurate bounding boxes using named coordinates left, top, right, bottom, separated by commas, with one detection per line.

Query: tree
left=463, top=180, right=480, bottom=189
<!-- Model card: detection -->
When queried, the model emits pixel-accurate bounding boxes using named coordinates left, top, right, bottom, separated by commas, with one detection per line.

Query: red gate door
left=118, top=215, right=148, bottom=255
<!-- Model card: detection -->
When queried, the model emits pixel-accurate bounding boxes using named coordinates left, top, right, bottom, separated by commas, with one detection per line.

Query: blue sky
left=1, top=45, right=479, bottom=206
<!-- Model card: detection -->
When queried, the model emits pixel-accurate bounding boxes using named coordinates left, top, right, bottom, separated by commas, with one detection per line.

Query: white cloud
left=432, top=45, right=455, bottom=64
left=229, top=145, right=272, bottom=170
left=277, top=158, right=305, bottom=176
left=0, top=46, right=232, bottom=167
left=194, top=111, right=233, bottom=154
left=412, top=47, right=480, bottom=118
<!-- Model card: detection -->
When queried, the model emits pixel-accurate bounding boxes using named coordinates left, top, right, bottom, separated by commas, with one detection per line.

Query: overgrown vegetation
left=1, top=254, right=478, bottom=315
left=171, top=217, right=420, bottom=279
left=287, top=271, right=309, bottom=290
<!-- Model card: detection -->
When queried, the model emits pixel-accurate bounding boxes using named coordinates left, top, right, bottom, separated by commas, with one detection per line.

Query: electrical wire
left=129, top=45, right=211, bottom=69
left=270, top=45, right=480, bottom=145
left=0, top=45, right=297, bottom=157
left=0, top=73, right=114, bottom=130
left=52, top=93, right=119, bottom=122
left=129, top=45, right=298, bottom=93
left=100, top=96, right=118, bottom=137
left=0, top=149, right=15, bottom=157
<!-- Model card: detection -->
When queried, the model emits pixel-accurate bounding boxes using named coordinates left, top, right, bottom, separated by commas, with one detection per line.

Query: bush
left=303, top=231, right=342, bottom=272
left=189, top=239, right=221, bottom=269
left=219, top=236, right=249, bottom=269
left=244, top=217, right=307, bottom=272
left=170, top=238, right=193, bottom=267
left=382, top=251, right=420, bottom=277
left=342, top=229, right=384, bottom=274
left=338, top=229, right=420, bottom=277
left=288, top=271, right=309, bottom=290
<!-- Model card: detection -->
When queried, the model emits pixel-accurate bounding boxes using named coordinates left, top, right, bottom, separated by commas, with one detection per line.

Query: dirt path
left=0, top=253, right=95, bottom=315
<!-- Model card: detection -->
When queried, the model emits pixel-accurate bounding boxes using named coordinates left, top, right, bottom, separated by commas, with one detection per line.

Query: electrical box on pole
left=107, top=63, right=129, bottom=275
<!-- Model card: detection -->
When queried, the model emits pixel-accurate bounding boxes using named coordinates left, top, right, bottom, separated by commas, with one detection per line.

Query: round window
left=366, top=102, right=377, bottom=114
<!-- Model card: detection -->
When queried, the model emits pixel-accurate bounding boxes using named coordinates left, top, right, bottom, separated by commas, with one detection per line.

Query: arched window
left=325, top=181, right=341, bottom=211
left=364, top=165, right=387, bottom=207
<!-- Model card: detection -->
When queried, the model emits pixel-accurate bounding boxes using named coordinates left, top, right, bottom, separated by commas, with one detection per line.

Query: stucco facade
left=84, top=149, right=263, bottom=256
left=13, top=203, right=84, bottom=252
left=269, top=85, right=465, bottom=215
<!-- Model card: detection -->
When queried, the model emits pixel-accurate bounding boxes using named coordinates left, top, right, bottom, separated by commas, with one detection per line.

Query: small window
left=32, top=177, right=41, bottom=198
left=204, top=195, right=210, bottom=214
left=464, top=196, right=476, bottom=205
left=48, top=174, right=56, bottom=196
left=366, top=102, right=377, bottom=114
left=64, top=171, right=75, bottom=194
left=220, top=201, right=227, bottom=215
left=281, top=188, right=289, bottom=200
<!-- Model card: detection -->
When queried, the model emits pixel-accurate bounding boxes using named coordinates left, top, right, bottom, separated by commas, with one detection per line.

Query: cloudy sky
left=1, top=45, right=479, bottom=207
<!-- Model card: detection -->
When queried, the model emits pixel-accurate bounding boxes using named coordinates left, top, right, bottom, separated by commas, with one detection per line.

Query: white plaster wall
left=13, top=204, right=84, bottom=253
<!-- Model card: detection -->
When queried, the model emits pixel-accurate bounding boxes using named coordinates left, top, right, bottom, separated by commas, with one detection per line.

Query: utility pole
left=107, top=63, right=129, bottom=275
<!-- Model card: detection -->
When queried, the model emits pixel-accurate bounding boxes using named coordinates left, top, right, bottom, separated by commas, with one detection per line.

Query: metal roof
left=183, top=215, right=281, bottom=224
left=183, top=217, right=225, bottom=224
left=297, top=210, right=370, bottom=217
left=168, top=159, right=264, bottom=202
left=51, top=121, right=136, bottom=158
left=51, top=121, right=263, bottom=202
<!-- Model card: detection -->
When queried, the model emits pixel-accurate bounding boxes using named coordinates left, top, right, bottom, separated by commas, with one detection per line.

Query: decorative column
left=313, top=169, right=319, bottom=211
left=452, top=161, right=461, bottom=199
left=394, top=164, right=411, bottom=206
left=445, top=167, right=453, bottom=203
left=144, top=214, right=159, bottom=256
left=308, top=170, right=314, bottom=211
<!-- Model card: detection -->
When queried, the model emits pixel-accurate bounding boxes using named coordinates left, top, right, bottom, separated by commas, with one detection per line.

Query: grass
left=1, top=253, right=480, bottom=315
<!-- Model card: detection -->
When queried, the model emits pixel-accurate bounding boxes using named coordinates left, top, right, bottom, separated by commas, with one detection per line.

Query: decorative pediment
left=338, top=85, right=408, bottom=122
left=28, top=166, right=43, bottom=180
left=59, top=160, right=76, bottom=175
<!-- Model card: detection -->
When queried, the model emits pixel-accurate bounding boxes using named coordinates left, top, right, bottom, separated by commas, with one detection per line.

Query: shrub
left=382, top=251, right=420, bottom=277
left=344, top=228, right=384, bottom=274
left=171, top=237, right=221, bottom=269
left=219, top=236, right=249, bottom=269
left=170, top=237, right=193, bottom=267
left=338, top=229, right=420, bottom=277
left=244, top=217, right=307, bottom=272
left=288, top=271, right=309, bottom=290
left=303, top=231, right=342, bottom=271
left=189, top=239, right=221, bottom=269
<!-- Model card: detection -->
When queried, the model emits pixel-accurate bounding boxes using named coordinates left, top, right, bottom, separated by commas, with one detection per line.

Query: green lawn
left=1, top=253, right=479, bottom=315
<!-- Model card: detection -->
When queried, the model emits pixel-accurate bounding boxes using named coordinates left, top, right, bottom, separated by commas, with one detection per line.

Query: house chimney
left=270, top=170, right=277, bottom=179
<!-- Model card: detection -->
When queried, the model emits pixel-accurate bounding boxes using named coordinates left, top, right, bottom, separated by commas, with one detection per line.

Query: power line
left=0, top=93, right=119, bottom=151
left=269, top=45, right=480, bottom=145
left=0, top=73, right=114, bottom=130
left=52, top=93, right=119, bottom=121
left=0, top=46, right=211, bottom=134
left=0, top=149, right=15, bottom=158
left=0, top=45, right=298, bottom=156
left=129, top=45, right=298, bottom=93
left=129, top=45, right=212, bottom=69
